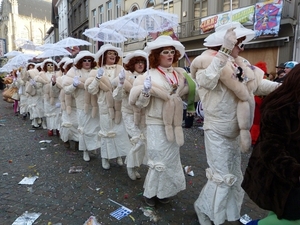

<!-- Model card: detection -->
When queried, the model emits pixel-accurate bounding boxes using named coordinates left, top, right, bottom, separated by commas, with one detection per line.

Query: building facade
left=53, top=0, right=298, bottom=73
left=67, top=0, right=89, bottom=50
left=0, top=0, right=52, bottom=53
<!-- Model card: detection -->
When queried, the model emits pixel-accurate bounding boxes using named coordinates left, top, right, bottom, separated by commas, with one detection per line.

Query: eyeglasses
left=47, top=64, right=54, bottom=67
left=160, top=50, right=175, bottom=55
left=107, top=51, right=117, bottom=56
left=237, top=43, right=245, bottom=49
left=83, top=59, right=92, bottom=62
left=135, top=61, right=145, bottom=64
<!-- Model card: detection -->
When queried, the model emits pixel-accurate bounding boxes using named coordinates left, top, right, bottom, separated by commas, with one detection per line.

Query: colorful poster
left=254, top=0, right=283, bottom=37
left=200, top=5, right=255, bottom=33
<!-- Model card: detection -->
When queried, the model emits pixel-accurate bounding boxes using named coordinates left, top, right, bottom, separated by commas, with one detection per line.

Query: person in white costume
left=113, top=50, right=148, bottom=180
left=190, top=22, right=280, bottom=225
left=37, top=58, right=61, bottom=136
left=86, top=44, right=132, bottom=170
left=63, top=51, right=101, bottom=161
left=129, top=36, right=194, bottom=207
left=56, top=58, right=79, bottom=150
left=26, top=63, right=46, bottom=129
left=15, top=63, right=35, bottom=120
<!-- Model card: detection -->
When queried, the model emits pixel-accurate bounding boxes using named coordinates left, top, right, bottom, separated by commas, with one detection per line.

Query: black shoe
left=158, top=198, right=170, bottom=204
left=64, top=141, right=70, bottom=148
left=144, top=197, right=156, bottom=207
left=22, top=113, right=27, bottom=120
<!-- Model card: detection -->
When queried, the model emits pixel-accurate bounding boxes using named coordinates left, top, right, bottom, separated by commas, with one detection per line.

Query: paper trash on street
left=69, top=166, right=83, bottom=173
left=12, top=211, right=41, bottom=225
left=108, top=198, right=132, bottom=220
left=83, top=216, right=101, bottom=225
left=184, top=166, right=194, bottom=176
left=18, top=176, right=38, bottom=185
left=39, top=140, right=52, bottom=143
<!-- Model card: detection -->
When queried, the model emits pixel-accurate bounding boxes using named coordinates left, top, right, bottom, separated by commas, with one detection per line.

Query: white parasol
left=98, top=18, right=148, bottom=40
left=83, top=27, right=127, bottom=43
left=121, top=8, right=178, bottom=34
left=7, top=53, right=35, bottom=68
left=3, top=51, right=23, bottom=59
left=56, top=37, right=91, bottom=48
left=36, top=48, right=71, bottom=59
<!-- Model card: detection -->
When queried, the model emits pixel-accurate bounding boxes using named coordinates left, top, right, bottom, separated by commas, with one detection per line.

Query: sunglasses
left=236, top=42, right=244, bottom=49
left=107, top=51, right=117, bottom=56
left=160, top=50, right=175, bottom=55
left=47, top=64, right=54, bottom=67
left=135, top=60, right=145, bottom=64
left=83, top=59, right=92, bottom=62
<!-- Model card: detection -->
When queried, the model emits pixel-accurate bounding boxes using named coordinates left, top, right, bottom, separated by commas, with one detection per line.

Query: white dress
left=88, top=64, right=131, bottom=159
left=41, top=71, right=61, bottom=130
left=113, top=71, right=147, bottom=168
left=129, top=67, right=189, bottom=199
left=57, top=75, right=79, bottom=142
left=64, top=67, right=100, bottom=151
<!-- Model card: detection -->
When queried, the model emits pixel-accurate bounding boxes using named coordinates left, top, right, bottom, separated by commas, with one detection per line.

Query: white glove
left=118, top=69, right=125, bottom=87
left=143, top=75, right=151, bottom=94
left=73, top=76, right=80, bottom=87
left=51, top=75, right=56, bottom=84
left=16, top=71, right=20, bottom=78
left=30, top=79, right=36, bottom=86
left=222, top=27, right=237, bottom=51
left=55, top=102, right=61, bottom=108
left=96, top=68, right=104, bottom=79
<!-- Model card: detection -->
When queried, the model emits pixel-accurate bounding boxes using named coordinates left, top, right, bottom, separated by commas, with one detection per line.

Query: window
left=131, top=5, right=138, bottom=12
left=98, top=5, right=103, bottom=25
left=194, top=0, right=207, bottom=31
left=74, top=9, right=77, bottom=25
left=223, top=0, right=239, bottom=12
left=84, top=0, right=88, bottom=18
left=107, top=1, right=112, bottom=21
left=20, top=26, right=29, bottom=40
left=33, top=29, right=43, bottom=45
left=163, top=0, right=173, bottom=13
left=146, top=0, right=154, bottom=8
left=92, top=9, right=96, bottom=27
left=79, top=4, right=82, bottom=22
left=116, top=0, right=121, bottom=18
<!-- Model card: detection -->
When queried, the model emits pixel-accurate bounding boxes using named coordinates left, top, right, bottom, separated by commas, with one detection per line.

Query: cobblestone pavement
left=0, top=91, right=267, bottom=225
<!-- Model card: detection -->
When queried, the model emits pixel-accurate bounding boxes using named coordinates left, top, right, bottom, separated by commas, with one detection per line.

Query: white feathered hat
left=123, top=50, right=148, bottom=64
left=41, top=58, right=58, bottom=69
left=57, top=56, right=70, bottom=67
left=144, top=35, right=185, bottom=59
left=63, top=58, right=74, bottom=70
left=204, top=22, right=255, bottom=47
left=73, top=50, right=95, bottom=64
left=95, top=44, right=122, bottom=61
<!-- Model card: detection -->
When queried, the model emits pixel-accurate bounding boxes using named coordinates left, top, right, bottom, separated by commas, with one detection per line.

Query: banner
left=149, top=27, right=178, bottom=40
left=254, top=0, right=283, bottom=37
left=200, top=5, right=255, bottom=33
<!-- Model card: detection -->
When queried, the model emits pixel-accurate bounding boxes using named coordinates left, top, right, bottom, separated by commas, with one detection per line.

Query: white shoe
left=83, top=151, right=90, bottom=162
left=194, top=202, right=212, bottom=225
left=42, top=120, right=47, bottom=130
left=127, top=167, right=136, bottom=180
left=117, top=157, right=123, bottom=166
left=102, top=158, right=110, bottom=169
left=135, top=169, right=141, bottom=179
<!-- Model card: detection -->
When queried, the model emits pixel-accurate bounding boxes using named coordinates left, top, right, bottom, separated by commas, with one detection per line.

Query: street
left=0, top=91, right=267, bottom=225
